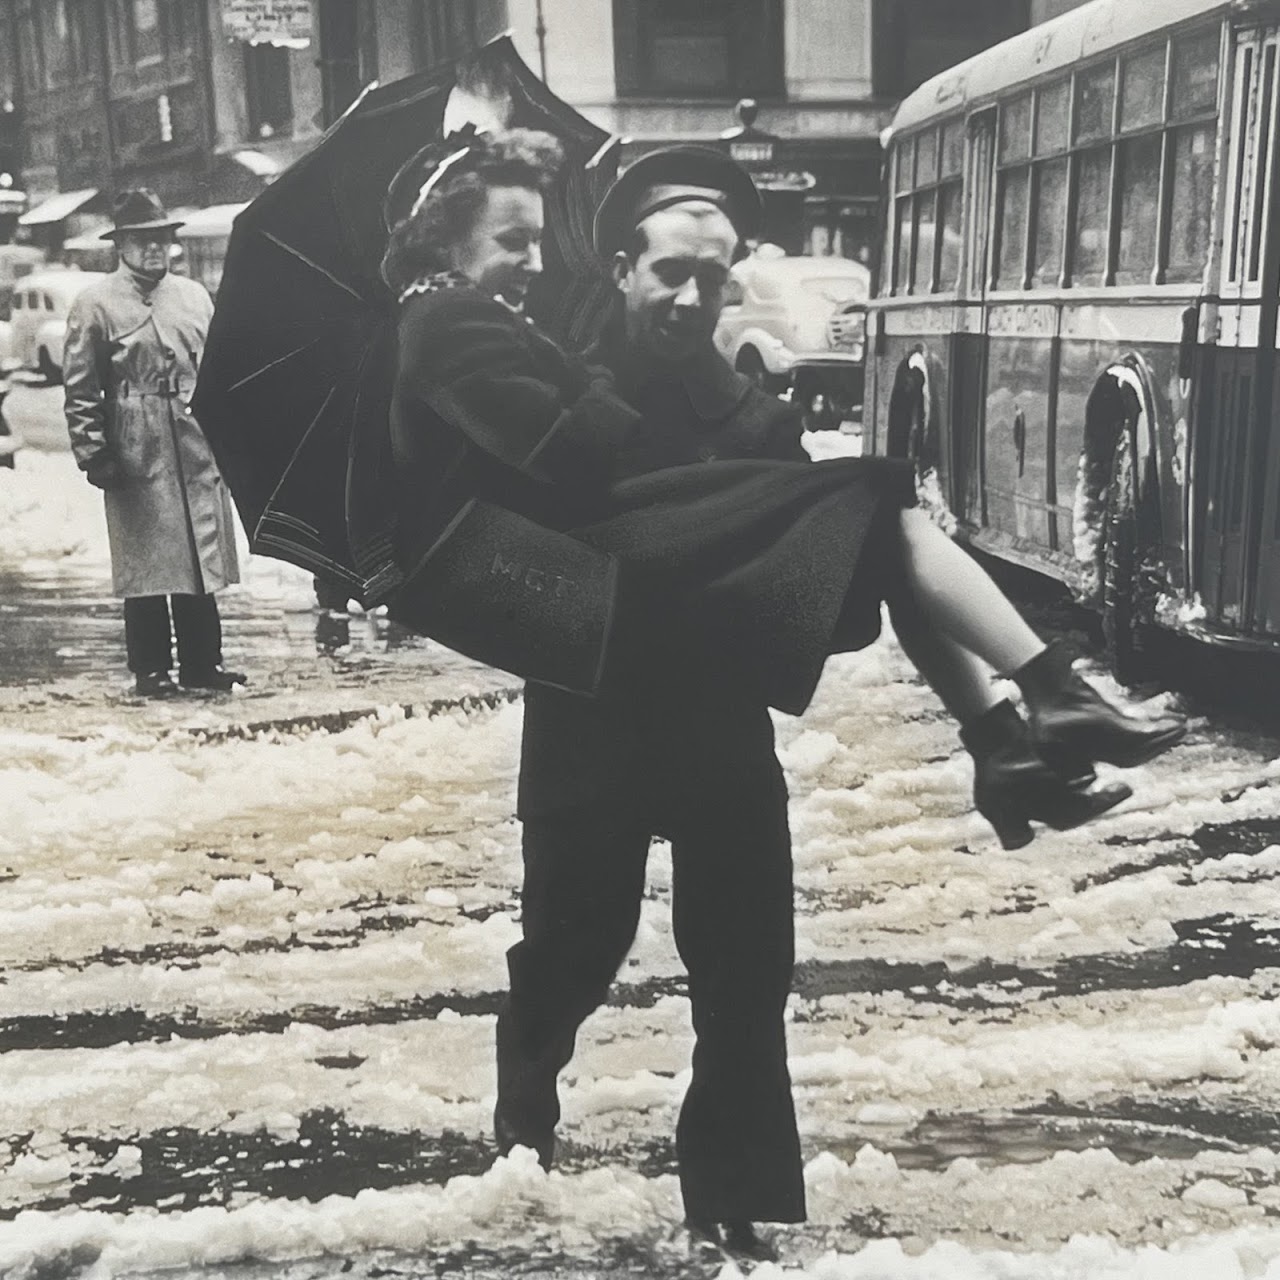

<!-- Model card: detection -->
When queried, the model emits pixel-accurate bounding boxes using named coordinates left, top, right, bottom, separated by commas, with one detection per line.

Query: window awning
left=18, top=188, right=99, bottom=227
left=231, top=150, right=282, bottom=178
left=176, top=203, right=250, bottom=238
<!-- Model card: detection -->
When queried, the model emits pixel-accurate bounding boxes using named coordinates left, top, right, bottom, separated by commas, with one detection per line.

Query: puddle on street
left=830, top=1107, right=1248, bottom=1171
left=0, top=565, right=438, bottom=688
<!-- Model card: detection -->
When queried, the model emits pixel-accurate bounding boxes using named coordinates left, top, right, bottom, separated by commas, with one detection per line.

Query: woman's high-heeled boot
left=960, top=700, right=1133, bottom=850
left=1014, top=642, right=1186, bottom=785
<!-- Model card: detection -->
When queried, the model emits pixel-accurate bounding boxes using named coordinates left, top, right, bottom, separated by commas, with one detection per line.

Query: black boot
left=960, top=700, right=1133, bottom=850
left=1014, top=642, right=1185, bottom=784
left=178, top=665, right=248, bottom=691
left=493, top=1099, right=555, bottom=1171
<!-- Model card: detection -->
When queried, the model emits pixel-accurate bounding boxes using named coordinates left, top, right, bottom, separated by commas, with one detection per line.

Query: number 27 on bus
left=862, top=0, right=1280, bottom=683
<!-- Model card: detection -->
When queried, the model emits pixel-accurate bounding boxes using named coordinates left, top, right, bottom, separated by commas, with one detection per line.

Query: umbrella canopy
left=191, top=37, right=619, bottom=602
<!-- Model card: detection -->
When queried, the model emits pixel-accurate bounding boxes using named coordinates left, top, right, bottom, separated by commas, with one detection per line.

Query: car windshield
left=800, top=277, right=866, bottom=305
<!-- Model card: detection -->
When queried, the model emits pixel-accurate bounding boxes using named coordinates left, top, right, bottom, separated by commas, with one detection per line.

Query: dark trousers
left=497, top=743, right=805, bottom=1225
left=124, top=594, right=223, bottom=676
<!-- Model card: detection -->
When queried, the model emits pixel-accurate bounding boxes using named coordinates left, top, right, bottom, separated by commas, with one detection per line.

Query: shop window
left=613, top=0, right=782, bottom=99
left=413, top=0, right=479, bottom=71
left=43, top=0, right=95, bottom=87
left=108, top=0, right=190, bottom=68
left=244, top=43, right=293, bottom=140
left=16, top=4, right=46, bottom=97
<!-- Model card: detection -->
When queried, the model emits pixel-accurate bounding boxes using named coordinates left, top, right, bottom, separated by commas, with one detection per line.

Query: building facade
left=500, top=0, right=1084, bottom=261
left=2, top=0, right=1091, bottom=253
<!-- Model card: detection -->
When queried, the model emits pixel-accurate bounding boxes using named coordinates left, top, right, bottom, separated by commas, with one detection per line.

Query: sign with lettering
left=221, top=0, right=311, bottom=47
left=730, top=141, right=774, bottom=164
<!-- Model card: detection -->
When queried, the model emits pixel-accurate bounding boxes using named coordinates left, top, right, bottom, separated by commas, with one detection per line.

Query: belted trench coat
left=64, top=267, right=240, bottom=599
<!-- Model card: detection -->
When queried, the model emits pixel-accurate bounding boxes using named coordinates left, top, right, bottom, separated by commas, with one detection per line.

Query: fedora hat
left=99, top=189, right=185, bottom=240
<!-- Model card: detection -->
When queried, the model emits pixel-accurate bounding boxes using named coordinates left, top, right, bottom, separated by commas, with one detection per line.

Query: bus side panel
left=1254, top=355, right=1280, bottom=637
left=983, top=332, right=1054, bottom=553
left=949, top=330, right=985, bottom=528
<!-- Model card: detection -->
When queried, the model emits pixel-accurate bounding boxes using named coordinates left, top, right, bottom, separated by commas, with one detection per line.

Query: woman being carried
left=379, top=126, right=1183, bottom=849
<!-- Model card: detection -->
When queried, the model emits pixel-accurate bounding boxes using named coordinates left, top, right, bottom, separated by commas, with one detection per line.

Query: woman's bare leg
left=896, top=508, right=1045, bottom=676
left=890, top=600, right=1002, bottom=723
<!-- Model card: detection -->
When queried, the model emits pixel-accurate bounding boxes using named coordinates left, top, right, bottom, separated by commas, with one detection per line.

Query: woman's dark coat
left=385, top=280, right=912, bottom=715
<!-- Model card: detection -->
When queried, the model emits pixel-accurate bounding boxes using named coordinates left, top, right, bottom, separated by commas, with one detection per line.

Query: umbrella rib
left=259, top=231, right=366, bottom=302
left=228, top=338, right=323, bottom=393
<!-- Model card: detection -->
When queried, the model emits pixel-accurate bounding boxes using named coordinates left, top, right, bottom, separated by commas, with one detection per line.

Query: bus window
left=894, top=193, right=913, bottom=294
left=1031, top=160, right=1068, bottom=286
left=1116, top=135, right=1162, bottom=284
left=1166, top=28, right=1220, bottom=284
left=912, top=190, right=937, bottom=292
left=1120, top=46, right=1166, bottom=132
left=1167, top=124, right=1216, bottom=282
left=1071, top=148, right=1111, bottom=284
left=893, top=141, right=914, bottom=294
left=997, top=170, right=1029, bottom=287
left=1030, top=79, right=1070, bottom=288
left=937, top=120, right=964, bottom=290
left=1074, top=63, right=1116, bottom=144
left=995, top=93, right=1033, bottom=288
left=1171, top=28, right=1220, bottom=118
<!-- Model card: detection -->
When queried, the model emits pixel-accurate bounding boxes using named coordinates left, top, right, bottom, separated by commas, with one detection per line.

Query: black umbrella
left=191, top=37, right=619, bottom=603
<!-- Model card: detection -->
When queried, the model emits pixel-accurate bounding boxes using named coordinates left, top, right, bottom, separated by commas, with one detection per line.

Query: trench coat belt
left=116, top=376, right=185, bottom=398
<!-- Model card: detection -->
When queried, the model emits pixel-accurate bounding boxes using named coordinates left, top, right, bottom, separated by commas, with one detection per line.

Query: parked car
left=0, top=378, right=19, bottom=468
left=0, top=244, right=46, bottom=343
left=9, top=267, right=107, bottom=383
left=714, top=246, right=869, bottom=427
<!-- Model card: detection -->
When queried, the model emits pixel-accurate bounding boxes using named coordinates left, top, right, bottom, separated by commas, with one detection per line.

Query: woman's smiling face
left=449, top=185, right=545, bottom=308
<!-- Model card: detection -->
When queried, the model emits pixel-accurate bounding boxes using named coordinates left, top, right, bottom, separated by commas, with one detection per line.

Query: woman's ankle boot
left=1014, top=642, right=1186, bottom=784
left=960, top=700, right=1133, bottom=850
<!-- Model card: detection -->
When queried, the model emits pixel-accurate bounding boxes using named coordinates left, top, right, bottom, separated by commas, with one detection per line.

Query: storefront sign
left=750, top=170, right=818, bottom=192
left=221, top=0, right=311, bottom=48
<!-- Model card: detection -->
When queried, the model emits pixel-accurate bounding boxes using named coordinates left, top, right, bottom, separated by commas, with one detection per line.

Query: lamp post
left=535, top=0, right=548, bottom=83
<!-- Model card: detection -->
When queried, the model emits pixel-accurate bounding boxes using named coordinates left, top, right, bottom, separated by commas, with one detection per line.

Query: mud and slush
left=6, top=425, right=1280, bottom=1277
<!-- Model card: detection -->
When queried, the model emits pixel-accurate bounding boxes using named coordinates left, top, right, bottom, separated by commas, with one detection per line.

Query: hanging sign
left=222, top=0, right=312, bottom=48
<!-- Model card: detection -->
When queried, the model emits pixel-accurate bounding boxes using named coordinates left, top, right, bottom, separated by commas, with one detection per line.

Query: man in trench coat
left=64, top=190, right=244, bottom=697
left=495, top=148, right=821, bottom=1259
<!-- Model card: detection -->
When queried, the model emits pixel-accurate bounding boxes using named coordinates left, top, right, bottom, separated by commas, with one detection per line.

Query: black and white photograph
left=0, top=0, right=1279, bottom=1275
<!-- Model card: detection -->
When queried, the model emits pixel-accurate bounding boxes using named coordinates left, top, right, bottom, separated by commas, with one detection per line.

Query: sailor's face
left=451, top=184, right=544, bottom=309
left=614, top=203, right=738, bottom=364
left=117, top=229, right=174, bottom=278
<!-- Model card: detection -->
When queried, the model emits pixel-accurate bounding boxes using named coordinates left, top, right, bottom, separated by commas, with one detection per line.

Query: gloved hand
left=85, top=455, right=126, bottom=490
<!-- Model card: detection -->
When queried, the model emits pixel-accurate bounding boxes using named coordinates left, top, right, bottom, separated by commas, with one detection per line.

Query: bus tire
left=1101, top=430, right=1144, bottom=685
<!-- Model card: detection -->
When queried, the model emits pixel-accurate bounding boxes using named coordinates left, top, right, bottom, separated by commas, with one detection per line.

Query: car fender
left=732, top=325, right=795, bottom=376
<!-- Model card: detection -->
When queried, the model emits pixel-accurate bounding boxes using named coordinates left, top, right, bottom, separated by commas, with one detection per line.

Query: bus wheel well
left=1074, top=363, right=1153, bottom=681
left=1073, top=365, right=1146, bottom=601
left=886, top=350, right=940, bottom=471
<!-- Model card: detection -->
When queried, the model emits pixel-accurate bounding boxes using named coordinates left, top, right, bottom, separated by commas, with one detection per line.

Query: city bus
left=861, top=0, right=1280, bottom=681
